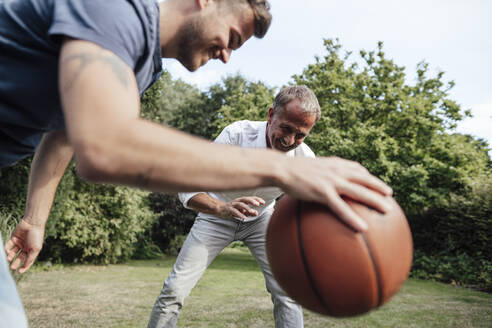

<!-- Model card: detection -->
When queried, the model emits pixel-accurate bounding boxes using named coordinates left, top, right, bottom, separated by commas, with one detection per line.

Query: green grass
left=16, top=247, right=492, bottom=328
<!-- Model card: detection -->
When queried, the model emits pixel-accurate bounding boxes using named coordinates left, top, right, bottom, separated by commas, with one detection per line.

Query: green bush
left=166, top=234, right=188, bottom=256
left=408, top=174, right=492, bottom=291
left=41, top=177, right=157, bottom=264
left=147, top=193, right=196, bottom=254
left=409, top=174, right=491, bottom=260
left=0, top=157, right=31, bottom=219
left=0, top=157, right=76, bottom=241
left=411, top=250, right=491, bottom=292
left=293, top=39, right=490, bottom=215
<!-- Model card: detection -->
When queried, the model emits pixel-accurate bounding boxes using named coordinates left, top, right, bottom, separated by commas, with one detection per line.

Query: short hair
left=220, top=0, right=272, bottom=38
left=247, top=0, right=272, bottom=38
left=273, top=85, right=321, bottom=121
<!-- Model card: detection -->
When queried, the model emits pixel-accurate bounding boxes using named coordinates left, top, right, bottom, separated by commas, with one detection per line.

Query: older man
left=148, top=85, right=318, bottom=328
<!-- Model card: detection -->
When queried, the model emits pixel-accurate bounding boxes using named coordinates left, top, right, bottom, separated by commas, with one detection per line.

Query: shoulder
left=49, top=0, right=155, bottom=69
left=216, top=120, right=265, bottom=146
left=294, top=143, right=316, bottom=158
left=222, top=120, right=264, bottom=135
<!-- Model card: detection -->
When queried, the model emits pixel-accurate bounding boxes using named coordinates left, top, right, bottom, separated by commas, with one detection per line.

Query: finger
left=251, top=197, right=265, bottom=205
left=4, top=238, right=15, bottom=251
left=232, top=202, right=258, bottom=216
left=339, top=182, right=392, bottom=214
left=10, top=251, right=26, bottom=271
left=346, top=171, right=393, bottom=196
left=228, top=207, right=247, bottom=220
left=236, top=197, right=264, bottom=207
left=19, top=251, right=39, bottom=274
left=325, top=192, right=368, bottom=232
left=6, top=245, right=20, bottom=262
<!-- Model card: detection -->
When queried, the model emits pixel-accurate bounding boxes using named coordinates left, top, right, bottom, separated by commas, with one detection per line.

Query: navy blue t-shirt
left=0, top=0, right=162, bottom=167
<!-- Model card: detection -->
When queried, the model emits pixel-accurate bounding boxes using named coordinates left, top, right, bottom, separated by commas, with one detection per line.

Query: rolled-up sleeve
left=178, top=192, right=203, bottom=209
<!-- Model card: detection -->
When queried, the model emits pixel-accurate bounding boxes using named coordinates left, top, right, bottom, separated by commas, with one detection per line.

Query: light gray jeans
left=0, top=235, right=28, bottom=328
left=147, top=211, right=303, bottom=328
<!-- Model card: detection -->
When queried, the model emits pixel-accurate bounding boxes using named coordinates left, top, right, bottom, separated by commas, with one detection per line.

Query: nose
left=220, top=48, right=232, bottom=63
left=282, top=134, right=295, bottom=147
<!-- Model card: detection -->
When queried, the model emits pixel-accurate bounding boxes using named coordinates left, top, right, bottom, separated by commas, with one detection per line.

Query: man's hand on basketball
left=4, top=218, right=46, bottom=274
left=217, top=196, right=265, bottom=220
left=281, top=156, right=393, bottom=233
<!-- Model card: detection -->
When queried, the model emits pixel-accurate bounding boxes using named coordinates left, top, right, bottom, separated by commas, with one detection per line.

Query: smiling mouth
left=276, top=142, right=296, bottom=152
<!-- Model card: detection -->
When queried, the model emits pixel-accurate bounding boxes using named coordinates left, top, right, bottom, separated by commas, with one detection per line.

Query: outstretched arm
left=59, top=39, right=279, bottom=193
left=4, top=130, right=73, bottom=273
left=60, top=38, right=392, bottom=232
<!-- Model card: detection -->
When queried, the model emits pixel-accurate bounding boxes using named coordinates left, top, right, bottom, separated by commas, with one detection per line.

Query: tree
left=291, top=39, right=491, bottom=289
left=292, top=39, right=490, bottom=214
left=169, top=74, right=275, bottom=140
left=208, top=74, right=275, bottom=137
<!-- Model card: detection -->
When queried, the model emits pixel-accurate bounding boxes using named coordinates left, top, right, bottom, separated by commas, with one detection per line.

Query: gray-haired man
left=148, top=85, right=321, bottom=328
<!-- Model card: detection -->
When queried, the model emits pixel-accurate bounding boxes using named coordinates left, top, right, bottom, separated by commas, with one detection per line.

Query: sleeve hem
left=49, top=23, right=135, bottom=69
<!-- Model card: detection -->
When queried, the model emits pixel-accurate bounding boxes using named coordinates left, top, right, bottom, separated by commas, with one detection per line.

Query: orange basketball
left=266, top=195, right=413, bottom=317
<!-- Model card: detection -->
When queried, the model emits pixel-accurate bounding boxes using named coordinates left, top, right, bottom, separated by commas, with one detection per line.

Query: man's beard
left=176, top=16, right=207, bottom=72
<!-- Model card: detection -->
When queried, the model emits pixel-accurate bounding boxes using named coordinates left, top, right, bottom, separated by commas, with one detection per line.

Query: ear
left=267, top=107, right=275, bottom=124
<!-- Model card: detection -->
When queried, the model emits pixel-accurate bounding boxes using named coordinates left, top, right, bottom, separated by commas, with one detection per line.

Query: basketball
left=266, top=195, right=413, bottom=317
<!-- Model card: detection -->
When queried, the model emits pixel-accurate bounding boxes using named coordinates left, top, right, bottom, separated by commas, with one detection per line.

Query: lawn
left=16, top=247, right=492, bottom=328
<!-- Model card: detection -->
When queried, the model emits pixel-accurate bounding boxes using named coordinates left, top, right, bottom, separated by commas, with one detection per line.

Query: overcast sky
left=162, top=0, right=491, bottom=152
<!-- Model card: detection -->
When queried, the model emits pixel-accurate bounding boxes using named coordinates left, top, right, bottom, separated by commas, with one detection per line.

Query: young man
left=1, top=0, right=392, bottom=326
left=1, top=0, right=271, bottom=326
left=147, top=85, right=320, bottom=328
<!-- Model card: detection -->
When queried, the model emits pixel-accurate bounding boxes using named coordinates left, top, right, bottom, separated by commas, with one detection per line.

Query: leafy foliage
left=1, top=40, right=490, bottom=290
left=292, top=39, right=490, bottom=215
left=147, top=193, right=196, bottom=254
left=168, top=74, right=275, bottom=139
left=41, top=171, right=156, bottom=264
left=208, top=75, right=275, bottom=137
left=0, top=157, right=32, bottom=219
left=411, top=250, right=491, bottom=292
left=290, top=39, right=491, bottom=290
left=409, top=174, right=492, bottom=259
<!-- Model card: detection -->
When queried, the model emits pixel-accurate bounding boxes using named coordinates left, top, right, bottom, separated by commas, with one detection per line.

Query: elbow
left=73, top=139, right=115, bottom=183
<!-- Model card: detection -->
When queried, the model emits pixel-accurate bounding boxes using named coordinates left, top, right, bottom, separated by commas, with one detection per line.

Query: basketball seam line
left=361, top=233, right=383, bottom=307
left=296, top=200, right=331, bottom=314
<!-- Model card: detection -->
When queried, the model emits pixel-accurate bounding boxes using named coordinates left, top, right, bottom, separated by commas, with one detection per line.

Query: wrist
left=212, top=200, right=226, bottom=217
left=22, top=215, right=48, bottom=228
left=266, top=155, right=290, bottom=191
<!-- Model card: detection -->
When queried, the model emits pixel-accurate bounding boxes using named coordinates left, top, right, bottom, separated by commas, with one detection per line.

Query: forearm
left=24, top=131, right=73, bottom=227
left=186, top=193, right=224, bottom=216
left=59, top=39, right=286, bottom=194
left=74, top=118, right=286, bottom=193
